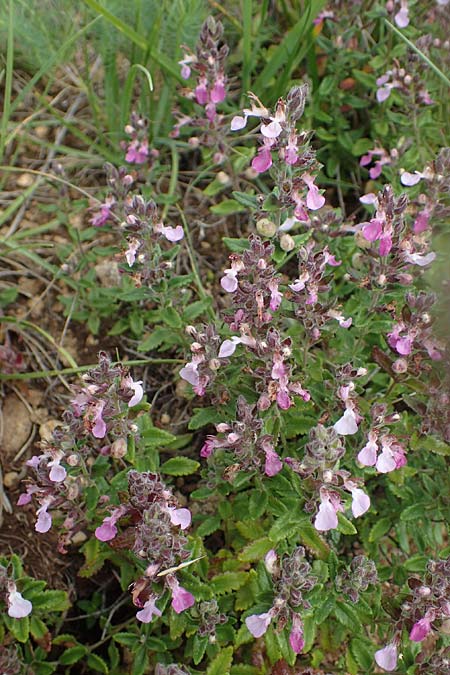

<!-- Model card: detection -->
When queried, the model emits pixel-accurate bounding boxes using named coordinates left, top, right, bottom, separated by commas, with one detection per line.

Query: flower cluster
left=357, top=403, right=407, bottom=474
left=231, top=87, right=328, bottom=227
left=387, top=291, right=443, bottom=372
left=286, top=423, right=371, bottom=532
left=122, top=113, right=152, bottom=165
left=18, top=353, right=143, bottom=544
left=245, top=547, right=317, bottom=654
left=376, top=64, right=433, bottom=105
left=96, top=470, right=195, bottom=621
left=173, top=16, right=229, bottom=160
left=360, top=145, right=394, bottom=180
left=179, top=323, right=224, bottom=397
left=375, top=557, right=450, bottom=672
left=335, top=555, right=378, bottom=602
left=200, top=396, right=282, bottom=478
left=0, top=565, right=32, bottom=620
left=88, top=158, right=183, bottom=285
left=196, top=599, right=227, bottom=642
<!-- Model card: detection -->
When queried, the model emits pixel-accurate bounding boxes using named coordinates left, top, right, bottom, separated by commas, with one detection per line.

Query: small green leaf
left=369, top=517, right=392, bottom=543
left=400, top=504, right=426, bottom=521
left=197, top=515, right=222, bottom=537
left=193, top=633, right=209, bottom=664
left=239, top=538, right=273, bottom=562
left=350, top=638, right=373, bottom=670
left=5, top=615, right=30, bottom=643
left=59, top=646, right=87, bottom=665
left=210, top=199, right=247, bottom=215
left=210, top=572, right=248, bottom=595
left=231, top=191, right=259, bottom=209
left=206, top=646, right=234, bottom=675
left=142, top=426, right=176, bottom=447
left=113, top=632, right=139, bottom=648
left=133, top=645, right=149, bottom=675
left=249, top=491, right=268, bottom=518
left=79, top=538, right=106, bottom=578
left=160, top=457, right=200, bottom=476
left=86, top=653, right=109, bottom=673
left=29, top=617, right=48, bottom=640
left=162, top=306, right=183, bottom=329
left=188, top=407, right=223, bottom=430
left=337, top=512, right=357, bottom=535
left=31, top=590, right=70, bottom=612
left=222, top=237, right=250, bottom=252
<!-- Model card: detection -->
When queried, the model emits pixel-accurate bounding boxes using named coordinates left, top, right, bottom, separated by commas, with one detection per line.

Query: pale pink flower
left=246, top=612, right=272, bottom=638
left=168, top=507, right=191, bottom=530
left=263, top=444, right=283, bottom=477
left=125, top=140, right=149, bottom=164
left=358, top=434, right=378, bottom=466
left=303, top=175, right=325, bottom=210
left=264, top=549, right=278, bottom=575
left=125, top=238, right=141, bottom=266
left=400, top=170, right=423, bottom=186
left=35, top=501, right=52, bottom=533
left=374, top=643, right=398, bottom=671
left=167, top=577, right=195, bottom=614
left=251, top=146, right=273, bottom=173
left=7, top=587, right=32, bottom=619
left=350, top=488, right=370, bottom=517
left=289, top=614, right=304, bottom=654
left=410, top=616, right=432, bottom=642
left=48, top=460, right=67, bottom=483
left=161, top=225, right=184, bottom=242
left=136, top=596, right=162, bottom=623
left=334, top=408, right=358, bottom=435
left=314, top=496, right=338, bottom=532
left=179, top=361, right=199, bottom=387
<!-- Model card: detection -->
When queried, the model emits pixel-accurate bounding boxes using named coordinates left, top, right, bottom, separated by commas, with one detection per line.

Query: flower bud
left=279, top=234, right=295, bottom=251
left=111, top=438, right=127, bottom=459
left=256, top=218, right=277, bottom=238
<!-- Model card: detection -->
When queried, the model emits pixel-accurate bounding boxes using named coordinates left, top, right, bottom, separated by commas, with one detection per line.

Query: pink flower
left=180, top=361, right=200, bottom=387
left=90, top=198, right=115, bottom=227
left=195, top=79, right=208, bottom=105
left=95, top=516, right=118, bottom=542
left=245, top=612, right=272, bottom=638
left=230, top=115, right=247, bottom=131
left=200, top=437, right=215, bottom=458
left=289, top=614, right=304, bottom=654
left=400, top=171, right=423, bottom=186
left=125, top=140, right=149, bottom=164
left=333, top=408, right=358, bottom=435
left=268, top=280, right=283, bottom=311
left=303, top=175, right=325, bottom=210
left=251, top=146, right=273, bottom=173
left=350, top=488, right=370, bottom=518
left=314, top=496, right=338, bottom=532
left=394, top=3, right=409, bottom=28
left=374, top=643, right=398, bottom=671
left=17, top=492, right=32, bottom=506
left=125, top=239, right=141, bottom=266
left=413, top=211, right=430, bottom=233
left=161, top=225, right=184, bottom=242
left=261, top=120, right=283, bottom=139
left=35, top=501, right=52, bottom=533
left=210, top=78, right=226, bottom=103
left=168, top=507, right=191, bottom=530
left=123, top=377, right=144, bottom=407
left=167, top=577, right=195, bottom=614
left=7, top=587, right=32, bottom=619
left=136, top=596, right=162, bottom=623
left=91, top=400, right=107, bottom=439
left=264, top=550, right=278, bottom=575
left=377, top=85, right=392, bottom=103
left=358, top=434, right=378, bottom=466
left=264, top=445, right=283, bottom=477
left=48, top=460, right=67, bottom=483
left=218, top=337, right=241, bottom=358
left=410, top=616, right=432, bottom=642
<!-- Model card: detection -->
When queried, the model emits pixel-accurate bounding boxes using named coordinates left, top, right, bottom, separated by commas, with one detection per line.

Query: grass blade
left=82, top=0, right=183, bottom=81
left=0, top=0, right=14, bottom=162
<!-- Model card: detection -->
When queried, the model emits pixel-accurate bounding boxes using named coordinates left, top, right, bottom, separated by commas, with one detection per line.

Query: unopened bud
left=217, top=171, right=230, bottom=185
left=279, top=233, right=295, bottom=251
left=111, top=438, right=127, bottom=459
left=378, top=274, right=387, bottom=286
left=209, top=358, right=221, bottom=371
left=393, top=358, right=408, bottom=374
left=404, top=75, right=412, bottom=86
left=256, top=218, right=277, bottom=238
left=67, top=454, right=79, bottom=466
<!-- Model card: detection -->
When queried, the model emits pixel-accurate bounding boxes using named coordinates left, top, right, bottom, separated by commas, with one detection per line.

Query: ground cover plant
left=0, top=0, right=449, bottom=673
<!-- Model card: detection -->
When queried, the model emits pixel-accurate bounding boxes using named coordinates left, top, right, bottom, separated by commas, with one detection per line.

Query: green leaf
left=350, top=638, right=373, bottom=670
left=297, top=519, right=330, bottom=559
left=231, top=191, right=259, bottom=210
left=197, top=515, right=222, bottom=537
left=239, top=538, right=273, bottom=562
left=222, top=237, right=250, bottom=253
left=411, top=434, right=450, bottom=456
left=264, top=628, right=282, bottom=664
left=188, top=407, right=223, bottom=430
left=302, top=613, right=317, bottom=654
left=160, top=457, right=200, bottom=476
left=31, top=590, right=70, bottom=612
left=400, top=504, right=426, bottom=521
left=337, top=512, right=357, bottom=535
left=86, top=653, right=109, bottom=674
left=210, top=199, right=247, bottom=215
left=193, top=633, right=209, bottom=665
left=79, top=538, right=106, bottom=578
left=334, top=601, right=360, bottom=632
left=206, top=646, right=234, bottom=675
left=249, top=491, right=268, bottom=518
left=113, top=632, right=139, bottom=648
left=210, top=572, right=248, bottom=595
left=5, top=615, right=30, bottom=643
left=369, top=517, right=392, bottom=543
left=29, top=617, right=48, bottom=639
left=230, top=667, right=260, bottom=675
left=315, top=597, right=335, bottom=623
left=138, top=327, right=174, bottom=352
left=183, top=300, right=212, bottom=322
left=133, top=645, right=149, bottom=675
left=59, top=646, right=87, bottom=665
left=403, top=554, right=428, bottom=573
left=162, top=306, right=183, bottom=329
left=142, top=426, right=176, bottom=447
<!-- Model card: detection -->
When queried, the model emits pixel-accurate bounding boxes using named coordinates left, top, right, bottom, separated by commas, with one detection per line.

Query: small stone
left=3, top=471, right=19, bottom=488
left=16, top=173, right=33, bottom=188
left=71, top=531, right=87, bottom=545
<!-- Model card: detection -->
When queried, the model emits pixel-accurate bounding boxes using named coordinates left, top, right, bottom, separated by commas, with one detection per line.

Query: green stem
left=0, top=0, right=14, bottom=162
left=0, top=358, right=184, bottom=382
left=384, top=19, right=450, bottom=88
